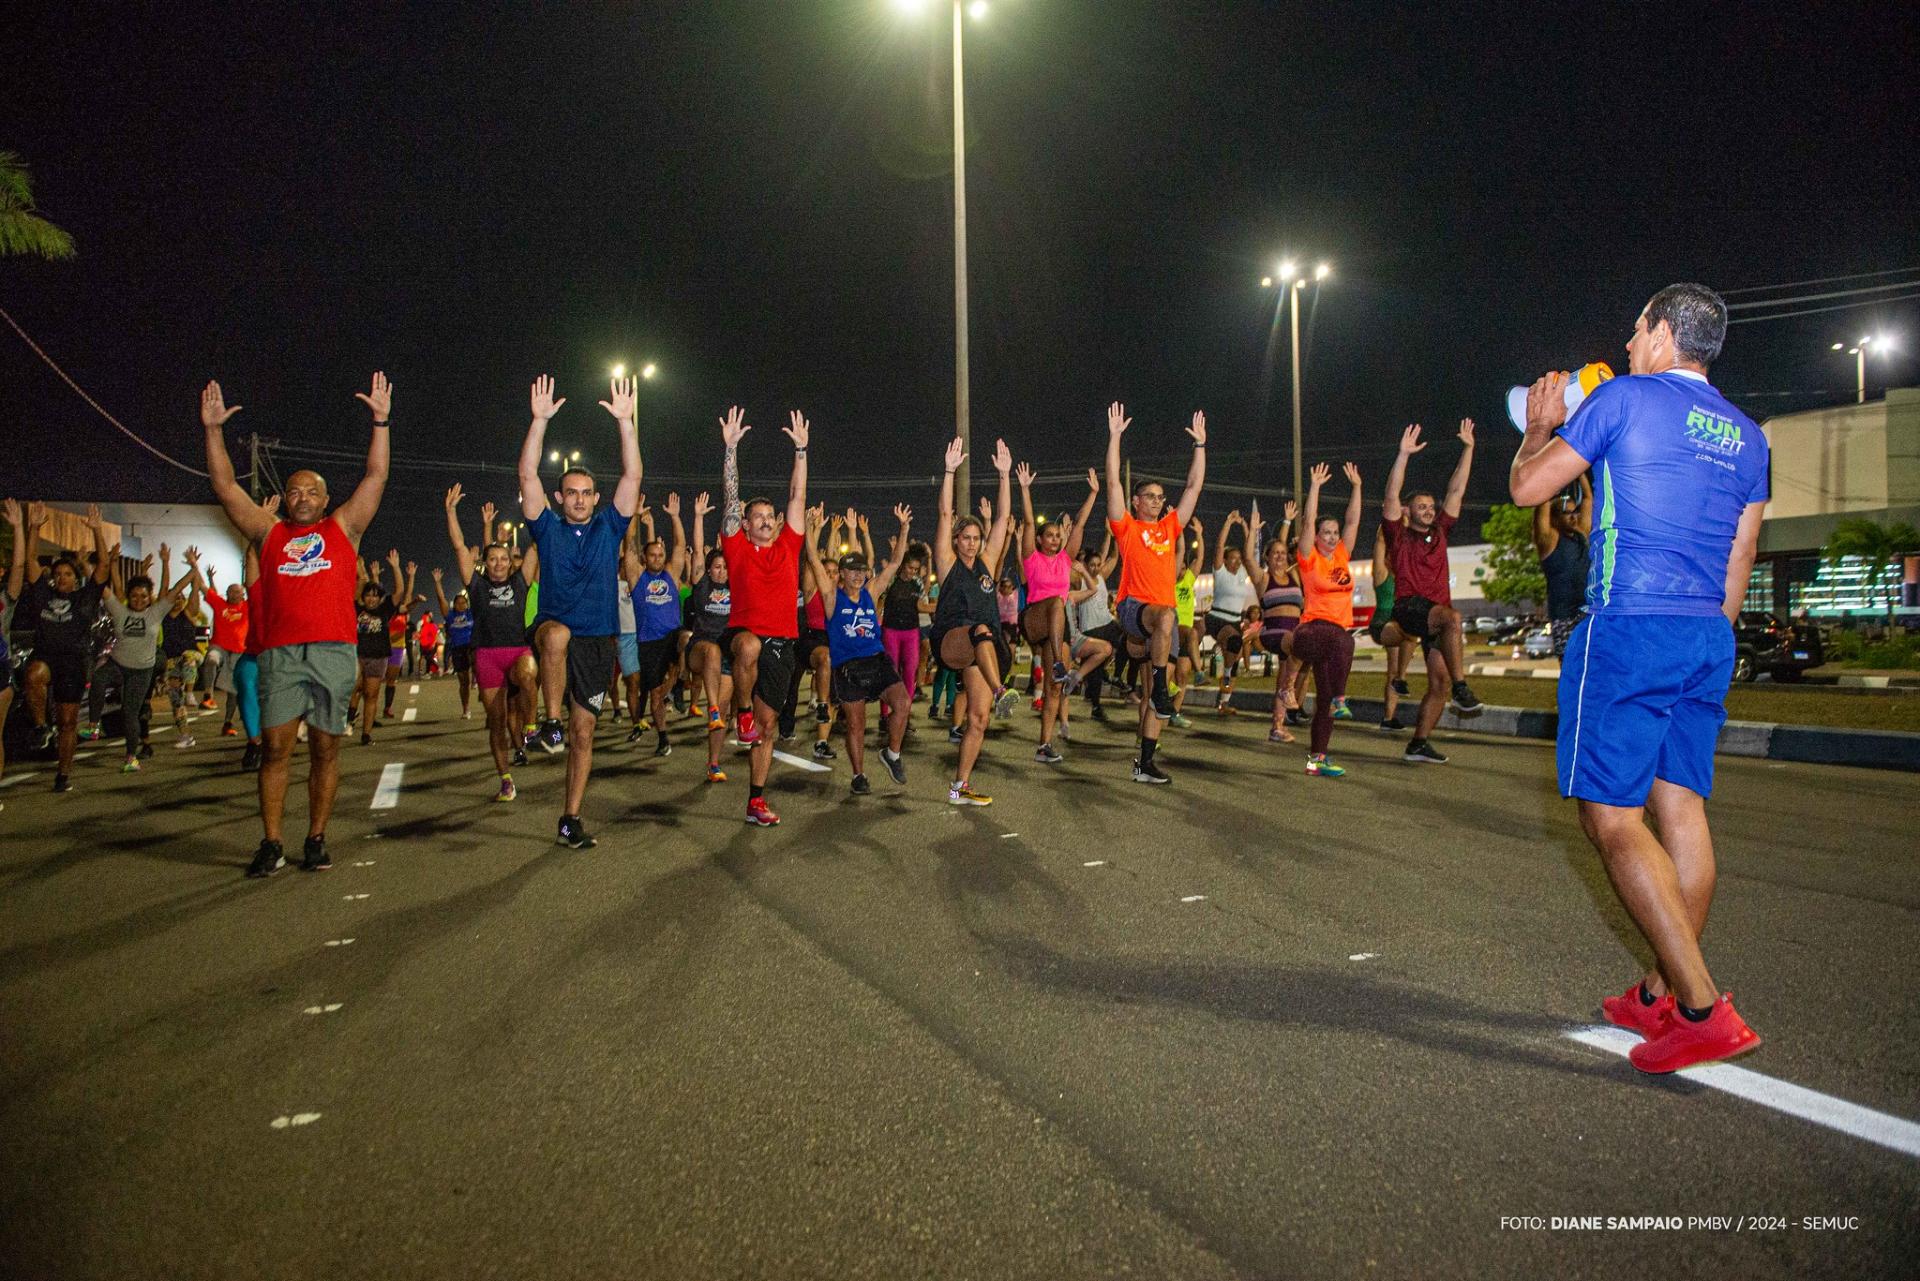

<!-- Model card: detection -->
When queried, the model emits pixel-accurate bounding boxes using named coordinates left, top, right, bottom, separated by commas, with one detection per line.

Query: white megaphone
left=1507, top=361, right=1615, bottom=432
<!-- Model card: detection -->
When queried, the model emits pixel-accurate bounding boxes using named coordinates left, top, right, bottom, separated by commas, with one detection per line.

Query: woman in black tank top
left=932, top=437, right=1019, bottom=803
left=684, top=547, right=736, bottom=777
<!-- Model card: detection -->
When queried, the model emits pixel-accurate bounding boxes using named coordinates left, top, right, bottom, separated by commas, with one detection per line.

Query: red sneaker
left=745, top=797, right=780, bottom=827
left=1601, top=981, right=1674, bottom=1039
left=736, top=711, right=761, bottom=745
left=1628, top=993, right=1761, bottom=1074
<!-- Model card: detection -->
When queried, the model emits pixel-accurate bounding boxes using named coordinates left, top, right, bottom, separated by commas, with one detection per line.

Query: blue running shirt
left=1555, top=370, right=1769, bottom=616
left=827, top=587, right=885, bottom=665
left=529, top=504, right=625, bottom=637
left=633, top=569, right=682, bottom=642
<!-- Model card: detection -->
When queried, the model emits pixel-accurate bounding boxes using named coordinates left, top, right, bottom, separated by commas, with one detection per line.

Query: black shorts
left=635, top=635, right=677, bottom=692
left=751, top=636, right=797, bottom=710
left=1206, top=610, right=1245, bottom=653
left=1367, top=614, right=1390, bottom=646
left=934, top=622, right=1010, bottom=676
left=37, top=648, right=89, bottom=704
left=688, top=632, right=732, bottom=675
left=1391, top=594, right=1441, bottom=655
left=1081, top=620, right=1125, bottom=650
left=449, top=643, right=475, bottom=674
left=833, top=653, right=903, bottom=704
left=799, top=628, right=831, bottom=661
left=536, top=626, right=615, bottom=716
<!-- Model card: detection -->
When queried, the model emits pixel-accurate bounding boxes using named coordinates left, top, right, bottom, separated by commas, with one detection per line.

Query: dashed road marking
left=1349, top=952, right=1379, bottom=962
left=402, top=707, right=417, bottom=722
left=324, top=938, right=356, bottom=947
left=1000, top=832, right=1019, bottom=839
left=0, top=773, right=40, bottom=790
left=270, top=1113, right=322, bottom=1129
left=370, top=763, right=404, bottom=809
left=302, top=1003, right=344, bottom=1015
left=1180, top=894, right=1208, bottom=903
left=770, top=749, right=831, bottom=773
left=1565, top=1026, right=1920, bottom=1159
left=351, top=860, right=376, bottom=867
left=410, top=684, right=421, bottom=695
left=72, top=751, right=98, bottom=761
left=342, top=893, right=370, bottom=901
left=1082, top=859, right=1107, bottom=867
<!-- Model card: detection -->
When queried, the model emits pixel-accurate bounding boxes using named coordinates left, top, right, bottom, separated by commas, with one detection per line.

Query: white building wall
left=47, top=502, right=252, bottom=591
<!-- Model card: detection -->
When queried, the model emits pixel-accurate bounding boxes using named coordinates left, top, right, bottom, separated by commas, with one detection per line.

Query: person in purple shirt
left=1512, top=282, right=1769, bottom=1076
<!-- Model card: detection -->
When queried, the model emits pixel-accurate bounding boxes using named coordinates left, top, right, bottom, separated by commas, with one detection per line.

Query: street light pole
left=1856, top=344, right=1866, bottom=404
left=1288, top=280, right=1303, bottom=505
left=950, top=0, right=971, bottom=517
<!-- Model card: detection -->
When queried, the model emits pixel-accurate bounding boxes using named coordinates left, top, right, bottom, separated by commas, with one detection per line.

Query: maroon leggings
left=1290, top=619, right=1355, bottom=755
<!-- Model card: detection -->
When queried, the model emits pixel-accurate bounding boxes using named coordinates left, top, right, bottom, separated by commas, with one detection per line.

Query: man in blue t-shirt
left=516, top=373, right=644, bottom=850
left=1512, top=283, right=1769, bottom=1076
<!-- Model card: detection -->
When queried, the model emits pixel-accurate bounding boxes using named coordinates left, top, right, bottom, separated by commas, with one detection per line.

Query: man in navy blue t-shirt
left=1512, top=283, right=1768, bottom=1075
left=517, top=373, right=644, bottom=849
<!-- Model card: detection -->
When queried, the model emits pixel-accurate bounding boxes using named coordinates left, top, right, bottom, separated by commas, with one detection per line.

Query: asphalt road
left=1, top=678, right=1915, bottom=1280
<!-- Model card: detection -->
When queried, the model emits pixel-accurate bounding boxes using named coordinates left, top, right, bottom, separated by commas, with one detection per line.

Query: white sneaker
left=174, top=735, right=196, bottom=749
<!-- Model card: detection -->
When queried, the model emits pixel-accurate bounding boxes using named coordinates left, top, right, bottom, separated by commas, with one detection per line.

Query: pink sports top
left=1022, top=549, right=1072, bottom=603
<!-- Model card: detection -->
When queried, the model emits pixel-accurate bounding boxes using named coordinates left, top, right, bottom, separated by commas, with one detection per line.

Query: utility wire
left=1727, top=290, right=1920, bottom=325
left=1726, top=280, right=1920, bottom=310
left=1722, top=267, right=1920, bottom=295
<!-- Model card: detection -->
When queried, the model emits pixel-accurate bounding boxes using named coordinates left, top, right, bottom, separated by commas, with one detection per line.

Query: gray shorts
left=258, top=642, right=357, bottom=736
left=205, top=644, right=237, bottom=693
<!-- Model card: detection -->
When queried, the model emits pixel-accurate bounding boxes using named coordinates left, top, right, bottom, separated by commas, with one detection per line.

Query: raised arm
left=1382, top=423, right=1424, bottom=523
left=936, top=437, right=964, bottom=577
left=520, top=375, right=566, bottom=521
left=1064, top=468, right=1099, bottom=560
left=1184, top=518, right=1205, bottom=573
left=444, top=484, right=477, bottom=583
left=690, top=492, right=711, bottom=574
left=167, top=546, right=205, bottom=604
left=1244, top=510, right=1270, bottom=591
left=716, top=405, right=751, bottom=537
left=23, top=502, right=48, bottom=585
left=108, top=544, right=127, bottom=602
left=1510, top=373, right=1590, bottom=507
left=799, top=506, right=835, bottom=600
left=1299, top=465, right=1328, bottom=559
left=663, top=493, right=688, bottom=581
left=85, top=504, right=111, bottom=584
left=853, top=509, right=876, bottom=571
left=1531, top=491, right=1556, bottom=557
left=2, top=499, right=26, bottom=601
left=431, top=566, right=451, bottom=619
left=782, top=411, right=810, bottom=529
left=1173, top=411, right=1207, bottom=527
left=984, top=440, right=1014, bottom=567
left=1340, top=462, right=1363, bottom=553
left=871, top=505, right=912, bottom=598
left=1212, top=510, right=1235, bottom=572
left=1015, top=462, right=1039, bottom=560
left=1442, top=418, right=1475, bottom=519
left=334, top=373, right=392, bottom=542
left=199, top=382, right=276, bottom=543
left=157, top=543, right=174, bottom=596
left=244, top=539, right=262, bottom=591
left=599, top=375, right=642, bottom=519
left=1104, top=402, right=1130, bottom=523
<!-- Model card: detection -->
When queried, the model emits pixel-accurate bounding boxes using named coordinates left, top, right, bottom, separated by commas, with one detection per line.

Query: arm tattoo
left=721, top=445, right=743, bottom=537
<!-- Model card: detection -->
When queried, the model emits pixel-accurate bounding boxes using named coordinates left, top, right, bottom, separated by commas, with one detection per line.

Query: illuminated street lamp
left=1263, top=257, right=1332, bottom=501
left=610, top=363, right=626, bottom=380
left=641, top=362, right=657, bottom=380
left=1837, top=334, right=1894, bottom=404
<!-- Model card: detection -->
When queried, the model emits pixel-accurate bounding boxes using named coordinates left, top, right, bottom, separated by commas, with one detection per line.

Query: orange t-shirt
left=1108, top=513, right=1182, bottom=607
left=1297, top=542, right=1355, bottom=628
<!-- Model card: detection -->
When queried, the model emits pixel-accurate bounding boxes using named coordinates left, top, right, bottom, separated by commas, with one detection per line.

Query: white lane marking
left=352, top=860, right=376, bottom=867
left=410, top=684, right=421, bottom=695
left=72, top=751, right=98, bottom=761
left=1565, top=1026, right=1920, bottom=1159
left=270, top=1113, right=322, bottom=1129
left=0, top=773, right=40, bottom=790
left=770, top=749, right=831, bottom=773
left=342, top=893, right=370, bottom=901
left=302, top=1003, right=344, bottom=1015
left=1349, top=952, right=1379, bottom=962
left=402, top=707, right=418, bottom=722
left=1000, top=832, right=1019, bottom=839
left=1180, top=895, right=1208, bottom=903
left=1082, top=859, right=1107, bottom=867
left=370, top=763, right=404, bottom=809
left=324, top=938, right=356, bottom=947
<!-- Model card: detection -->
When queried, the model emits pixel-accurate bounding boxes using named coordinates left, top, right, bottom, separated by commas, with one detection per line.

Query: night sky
left=8, top=1, right=1917, bottom=570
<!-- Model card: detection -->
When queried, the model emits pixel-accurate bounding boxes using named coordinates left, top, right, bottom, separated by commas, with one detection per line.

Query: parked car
left=1733, top=611, right=1823, bottom=682
left=1520, top=625, right=1554, bottom=659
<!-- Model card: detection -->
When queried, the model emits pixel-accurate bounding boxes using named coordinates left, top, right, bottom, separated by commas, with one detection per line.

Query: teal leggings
left=232, top=654, right=261, bottom=739
left=930, top=667, right=959, bottom=714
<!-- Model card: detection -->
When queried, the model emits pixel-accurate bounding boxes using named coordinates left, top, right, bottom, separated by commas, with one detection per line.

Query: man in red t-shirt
left=1381, top=419, right=1483, bottom=761
left=1103, top=401, right=1206, bottom=785
left=206, top=577, right=250, bottom=736
left=203, top=373, right=391, bottom=878
left=716, top=404, right=811, bottom=827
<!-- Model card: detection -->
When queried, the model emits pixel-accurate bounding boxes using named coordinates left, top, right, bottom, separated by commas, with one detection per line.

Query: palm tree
left=0, top=151, right=75, bottom=260
left=1824, top=518, right=1920, bottom=622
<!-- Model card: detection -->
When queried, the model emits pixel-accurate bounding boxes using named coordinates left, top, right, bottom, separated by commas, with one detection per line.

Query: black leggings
left=1290, top=620, right=1355, bottom=755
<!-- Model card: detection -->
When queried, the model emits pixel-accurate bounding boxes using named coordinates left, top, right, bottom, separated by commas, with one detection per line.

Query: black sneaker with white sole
left=1132, top=758, right=1172, bottom=784
left=626, top=724, right=646, bottom=744
left=246, top=840, right=286, bottom=878
left=301, top=836, right=331, bottom=872
left=1034, top=743, right=1064, bottom=764
left=52, top=772, right=72, bottom=794
left=1378, top=716, right=1406, bottom=732
left=1391, top=678, right=1410, bottom=697
left=557, top=815, right=597, bottom=849
left=1404, top=739, right=1449, bottom=764
left=512, top=747, right=529, bottom=768
left=879, top=747, right=907, bottom=785
left=948, top=724, right=965, bottom=744
left=812, top=739, right=835, bottom=761
left=849, top=772, right=872, bottom=795
left=1150, top=685, right=1176, bottom=720
left=1448, top=681, right=1483, bottom=714
left=654, top=733, right=672, bottom=758
left=535, top=720, right=566, bottom=755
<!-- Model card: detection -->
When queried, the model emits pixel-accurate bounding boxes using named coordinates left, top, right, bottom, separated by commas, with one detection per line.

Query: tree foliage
left=1478, top=503, right=1546, bottom=607
left=0, top=151, right=76, bottom=261
left=1824, top=518, right=1920, bottom=621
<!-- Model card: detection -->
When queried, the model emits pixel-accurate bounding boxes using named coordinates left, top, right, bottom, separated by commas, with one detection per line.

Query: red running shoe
left=1601, top=981, right=1674, bottom=1039
left=736, top=710, right=761, bottom=745
left=745, top=797, right=780, bottom=827
left=1629, top=993, right=1761, bottom=1074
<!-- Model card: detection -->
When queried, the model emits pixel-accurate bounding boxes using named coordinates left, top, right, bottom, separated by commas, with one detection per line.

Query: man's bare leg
left=258, top=720, right=301, bottom=842
left=1638, top=779, right=1717, bottom=998
left=1579, top=798, right=1717, bottom=1009
left=305, top=730, right=341, bottom=839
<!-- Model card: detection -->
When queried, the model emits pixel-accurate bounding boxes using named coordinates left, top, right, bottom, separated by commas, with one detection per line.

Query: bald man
left=203, top=374, right=392, bottom=878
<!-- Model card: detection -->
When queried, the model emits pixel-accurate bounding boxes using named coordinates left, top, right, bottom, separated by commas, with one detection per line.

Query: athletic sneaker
left=175, top=734, right=196, bottom=750
left=1057, top=720, right=1071, bottom=741
left=557, top=815, right=597, bottom=849
left=1391, top=678, right=1410, bottom=697
left=879, top=747, right=906, bottom=785
left=138, top=742, right=154, bottom=759
left=122, top=757, right=142, bottom=773
left=1628, top=993, right=1761, bottom=1074
left=221, top=724, right=239, bottom=737
left=849, top=773, right=872, bottom=795
left=1150, top=685, right=1176, bottom=720
left=811, top=739, right=835, bottom=761
left=991, top=686, right=1020, bottom=719
left=1330, top=698, right=1353, bottom=721
left=1131, top=758, right=1172, bottom=785
left=1266, top=729, right=1295, bottom=745
left=28, top=725, right=53, bottom=752
left=241, top=742, right=263, bottom=771
left=52, top=773, right=72, bottom=794
left=654, top=734, right=672, bottom=758
left=948, top=781, right=992, bottom=806
left=1404, top=739, right=1448, bottom=764
left=1378, top=716, right=1407, bottom=732
left=626, top=724, right=646, bottom=744
left=1034, top=743, right=1064, bottom=764
left=78, top=723, right=102, bottom=742
left=361, top=732, right=375, bottom=747
left=199, top=696, right=217, bottom=710
left=494, top=775, right=518, bottom=803
left=511, top=747, right=529, bottom=768
left=737, top=711, right=762, bottom=745
left=1449, top=681, right=1483, bottom=714
left=1602, top=981, right=1675, bottom=1039
left=1167, top=713, right=1192, bottom=729
left=745, top=797, right=780, bottom=826
left=814, top=700, right=831, bottom=725
left=1050, top=660, right=1069, bottom=686
left=1304, top=753, right=1347, bottom=778
left=706, top=764, right=728, bottom=784
left=948, top=724, right=965, bottom=744
left=246, top=840, right=285, bottom=878
left=300, top=836, right=331, bottom=872
left=708, top=706, right=724, bottom=731
left=1058, top=669, right=1082, bottom=696
left=1089, top=704, right=1108, bottom=723
left=535, top=720, right=566, bottom=755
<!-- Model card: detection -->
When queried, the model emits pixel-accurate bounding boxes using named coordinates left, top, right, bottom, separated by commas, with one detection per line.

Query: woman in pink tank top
left=1015, top=463, right=1102, bottom=761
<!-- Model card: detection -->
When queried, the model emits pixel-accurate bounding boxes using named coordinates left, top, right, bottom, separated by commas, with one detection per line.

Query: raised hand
left=1086, top=466, right=1100, bottom=492
left=844, top=506, right=858, bottom=530
left=1282, top=499, right=1298, bottom=523
left=1107, top=402, right=1131, bottom=437
left=431, top=566, right=444, bottom=582
left=1399, top=423, right=1427, bottom=455
left=1191, top=517, right=1204, bottom=538
left=1457, top=417, right=1476, bottom=447
left=386, top=548, right=403, bottom=572
left=991, top=439, right=1012, bottom=473
left=261, top=494, right=281, bottom=518
left=634, top=493, right=651, bottom=522
left=719, top=405, right=750, bottom=447
left=0, top=498, right=17, bottom=526
left=663, top=492, right=681, bottom=518
left=1248, top=499, right=1261, bottom=529
left=158, top=542, right=172, bottom=563
left=599, top=375, right=637, bottom=422
left=977, top=495, right=992, bottom=522
left=84, top=503, right=103, bottom=530
left=1342, top=461, right=1362, bottom=486
left=783, top=410, right=810, bottom=449
left=445, top=483, right=464, bottom=512
left=693, top=491, right=712, bottom=518
left=138, top=553, right=155, bottom=574
left=200, top=381, right=243, bottom=430
left=27, top=501, right=48, bottom=528
left=944, top=437, right=966, bottom=473
left=479, top=500, right=496, bottom=530
left=857, top=512, right=870, bottom=534
left=804, top=506, right=824, bottom=535
left=1014, top=461, right=1035, bottom=488
left=183, top=545, right=202, bottom=567
left=1187, top=410, right=1207, bottom=445
left=1308, top=462, right=1331, bottom=488
left=892, top=503, right=912, bottom=526
left=405, top=560, right=418, bottom=578
left=530, top=375, right=566, bottom=423
left=354, top=372, right=393, bottom=422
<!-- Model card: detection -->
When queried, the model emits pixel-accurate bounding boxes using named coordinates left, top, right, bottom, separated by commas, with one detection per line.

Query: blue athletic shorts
left=617, top=631, right=640, bottom=675
left=1557, top=613, right=1733, bottom=807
